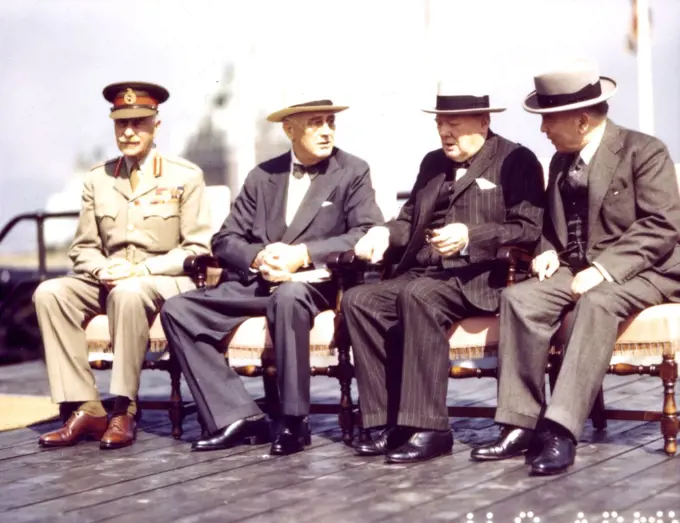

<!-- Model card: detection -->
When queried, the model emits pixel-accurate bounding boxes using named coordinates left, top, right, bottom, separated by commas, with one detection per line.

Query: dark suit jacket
left=385, top=133, right=545, bottom=312
left=541, top=120, right=680, bottom=299
left=211, top=147, right=384, bottom=283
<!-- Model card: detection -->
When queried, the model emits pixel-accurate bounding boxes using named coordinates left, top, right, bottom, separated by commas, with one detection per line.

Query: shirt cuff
left=460, top=239, right=469, bottom=256
left=592, top=261, right=614, bottom=283
left=299, top=244, right=311, bottom=268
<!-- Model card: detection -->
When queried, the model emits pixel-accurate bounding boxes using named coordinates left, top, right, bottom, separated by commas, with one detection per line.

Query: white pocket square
left=321, top=201, right=333, bottom=207
left=475, top=178, right=497, bottom=190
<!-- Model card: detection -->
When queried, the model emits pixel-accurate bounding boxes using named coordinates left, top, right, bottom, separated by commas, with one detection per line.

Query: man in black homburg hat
left=471, top=59, right=680, bottom=475
left=341, top=79, right=546, bottom=464
left=160, top=95, right=383, bottom=456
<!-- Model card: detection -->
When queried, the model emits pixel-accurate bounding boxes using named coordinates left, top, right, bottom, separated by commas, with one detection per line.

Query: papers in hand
left=259, top=265, right=332, bottom=284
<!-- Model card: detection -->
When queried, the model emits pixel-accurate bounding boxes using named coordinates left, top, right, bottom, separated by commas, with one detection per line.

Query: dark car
left=0, top=211, right=78, bottom=364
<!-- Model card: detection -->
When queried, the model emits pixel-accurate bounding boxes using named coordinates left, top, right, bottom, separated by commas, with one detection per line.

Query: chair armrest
left=327, top=251, right=384, bottom=290
left=183, top=254, right=220, bottom=289
left=496, top=246, right=533, bottom=286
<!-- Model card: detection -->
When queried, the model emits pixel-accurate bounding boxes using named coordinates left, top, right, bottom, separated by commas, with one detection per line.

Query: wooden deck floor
left=0, top=361, right=678, bottom=522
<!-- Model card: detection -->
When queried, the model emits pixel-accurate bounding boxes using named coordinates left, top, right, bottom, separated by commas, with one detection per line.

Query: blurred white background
left=1, top=0, right=679, bottom=253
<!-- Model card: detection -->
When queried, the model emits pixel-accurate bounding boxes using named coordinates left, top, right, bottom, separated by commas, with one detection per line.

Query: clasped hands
left=354, top=223, right=468, bottom=264
left=531, top=250, right=604, bottom=299
left=98, top=259, right=149, bottom=289
left=252, top=243, right=309, bottom=283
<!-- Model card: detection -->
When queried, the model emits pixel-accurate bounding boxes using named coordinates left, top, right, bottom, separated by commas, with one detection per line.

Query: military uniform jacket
left=68, top=151, right=212, bottom=298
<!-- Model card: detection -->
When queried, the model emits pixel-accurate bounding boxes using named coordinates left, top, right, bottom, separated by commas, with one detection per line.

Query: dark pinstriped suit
left=342, top=133, right=545, bottom=431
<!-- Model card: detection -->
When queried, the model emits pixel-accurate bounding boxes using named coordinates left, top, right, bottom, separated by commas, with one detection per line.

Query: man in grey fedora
left=341, top=81, right=545, bottom=464
left=471, top=59, right=680, bottom=475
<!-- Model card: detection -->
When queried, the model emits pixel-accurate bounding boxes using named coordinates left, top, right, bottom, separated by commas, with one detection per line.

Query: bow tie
left=453, top=160, right=472, bottom=170
left=292, top=163, right=322, bottom=179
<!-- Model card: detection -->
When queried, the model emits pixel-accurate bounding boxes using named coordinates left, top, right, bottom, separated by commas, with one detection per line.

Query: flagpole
left=636, top=0, right=654, bottom=135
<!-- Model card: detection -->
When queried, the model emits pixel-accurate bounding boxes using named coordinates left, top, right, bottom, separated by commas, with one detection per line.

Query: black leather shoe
left=530, top=433, right=576, bottom=476
left=385, top=430, right=453, bottom=464
left=354, top=427, right=414, bottom=457
left=191, top=416, right=270, bottom=451
left=269, top=416, right=311, bottom=456
left=470, top=426, right=535, bottom=461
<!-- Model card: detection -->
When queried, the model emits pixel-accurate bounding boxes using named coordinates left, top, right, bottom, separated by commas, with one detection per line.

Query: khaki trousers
left=33, top=275, right=165, bottom=403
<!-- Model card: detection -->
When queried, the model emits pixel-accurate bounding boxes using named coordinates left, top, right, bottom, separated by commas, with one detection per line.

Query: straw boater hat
left=422, top=78, right=506, bottom=115
left=523, top=59, right=617, bottom=114
left=102, top=81, right=170, bottom=120
left=267, top=99, right=349, bottom=122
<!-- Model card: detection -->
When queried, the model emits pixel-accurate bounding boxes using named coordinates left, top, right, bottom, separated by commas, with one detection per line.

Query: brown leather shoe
left=100, top=414, right=137, bottom=449
left=39, top=411, right=109, bottom=448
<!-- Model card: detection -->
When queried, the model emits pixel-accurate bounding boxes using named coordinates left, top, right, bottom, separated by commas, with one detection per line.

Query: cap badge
left=123, top=88, right=137, bottom=105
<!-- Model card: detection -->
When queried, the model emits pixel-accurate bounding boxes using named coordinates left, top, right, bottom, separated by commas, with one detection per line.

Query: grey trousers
left=342, top=269, right=487, bottom=431
left=495, top=267, right=664, bottom=439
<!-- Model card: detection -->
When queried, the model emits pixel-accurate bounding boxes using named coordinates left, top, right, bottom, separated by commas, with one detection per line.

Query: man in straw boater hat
left=471, top=59, right=680, bottom=475
left=160, top=96, right=383, bottom=455
left=341, top=80, right=546, bottom=464
left=34, top=82, right=212, bottom=449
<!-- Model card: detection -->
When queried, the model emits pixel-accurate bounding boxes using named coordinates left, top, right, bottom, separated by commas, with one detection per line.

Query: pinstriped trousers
left=342, top=268, right=488, bottom=431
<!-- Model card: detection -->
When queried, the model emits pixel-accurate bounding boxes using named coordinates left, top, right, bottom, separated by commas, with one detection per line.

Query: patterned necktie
left=129, top=162, right=141, bottom=192
left=566, top=155, right=586, bottom=190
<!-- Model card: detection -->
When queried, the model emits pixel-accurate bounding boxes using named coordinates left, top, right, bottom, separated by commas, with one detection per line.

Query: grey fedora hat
left=523, top=59, right=617, bottom=114
left=422, top=78, right=505, bottom=115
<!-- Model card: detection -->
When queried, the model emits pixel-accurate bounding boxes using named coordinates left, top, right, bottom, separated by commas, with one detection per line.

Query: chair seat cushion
left=225, top=310, right=337, bottom=366
left=555, top=303, right=680, bottom=364
left=85, top=310, right=339, bottom=367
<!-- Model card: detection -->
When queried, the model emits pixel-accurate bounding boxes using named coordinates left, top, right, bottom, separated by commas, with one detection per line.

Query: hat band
left=113, top=95, right=158, bottom=108
left=436, top=95, right=490, bottom=111
left=290, top=99, right=333, bottom=108
left=535, top=82, right=602, bottom=108
left=110, top=104, right=158, bottom=113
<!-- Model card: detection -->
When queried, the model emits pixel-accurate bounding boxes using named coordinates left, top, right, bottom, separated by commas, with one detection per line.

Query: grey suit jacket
left=211, top=147, right=384, bottom=282
left=542, top=120, right=680, bottom=299
left=385, top=133, right=545, bottom=312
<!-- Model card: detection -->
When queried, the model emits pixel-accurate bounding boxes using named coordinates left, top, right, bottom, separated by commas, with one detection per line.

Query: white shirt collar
left=579, top=120, right=606, bottom=165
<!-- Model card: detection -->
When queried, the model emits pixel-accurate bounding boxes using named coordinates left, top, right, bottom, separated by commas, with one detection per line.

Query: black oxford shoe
left=530, top=433, right=576, bottom=476
left=385, top=429, right=453, bottom=464
left=269, top=416, right=312, bottom=456
left=354, top=426, right=414, bottom=457
left=191, top=416, right=270, bottom=451
left=470, top=426, right=535, bottom=461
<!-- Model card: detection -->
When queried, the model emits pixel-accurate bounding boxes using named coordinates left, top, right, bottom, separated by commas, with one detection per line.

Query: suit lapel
left=587, top=121, right=623, bottom=244
left=264, top=153, right=290, bottom=242
left=281, top=153, right=343, bottom=244
left=450, top=135, right=498, bottom=202
left=549, top=153, right=570, bottom=249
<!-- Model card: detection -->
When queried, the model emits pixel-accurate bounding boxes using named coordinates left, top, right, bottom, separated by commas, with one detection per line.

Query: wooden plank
left=537, top=453, right=680, bottom=521
left=196, top=419, right=500, bottom=523
left=59, top=433, right=353, bottom=523
left=1, top=419, right=341, bottom=520
left=368, top=421, right=661, bottom=523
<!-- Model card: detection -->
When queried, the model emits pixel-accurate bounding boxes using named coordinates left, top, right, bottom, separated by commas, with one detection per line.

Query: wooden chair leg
left=354, top=400, right=371, bottom=445
left=660, top=353, right=679, bottom=456
left=589, top=387, right=607, bottom=430
left=335, top=317, right=355, bottom=446
left=547, top=352, right=561, bottom=395
left=169, top=355, right=184, bottom=440
left=262, top=368, right=281, bottom=420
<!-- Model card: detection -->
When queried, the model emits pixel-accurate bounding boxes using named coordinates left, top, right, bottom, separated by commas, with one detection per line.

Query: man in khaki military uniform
left=34, top=81, right=212, bottom=449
